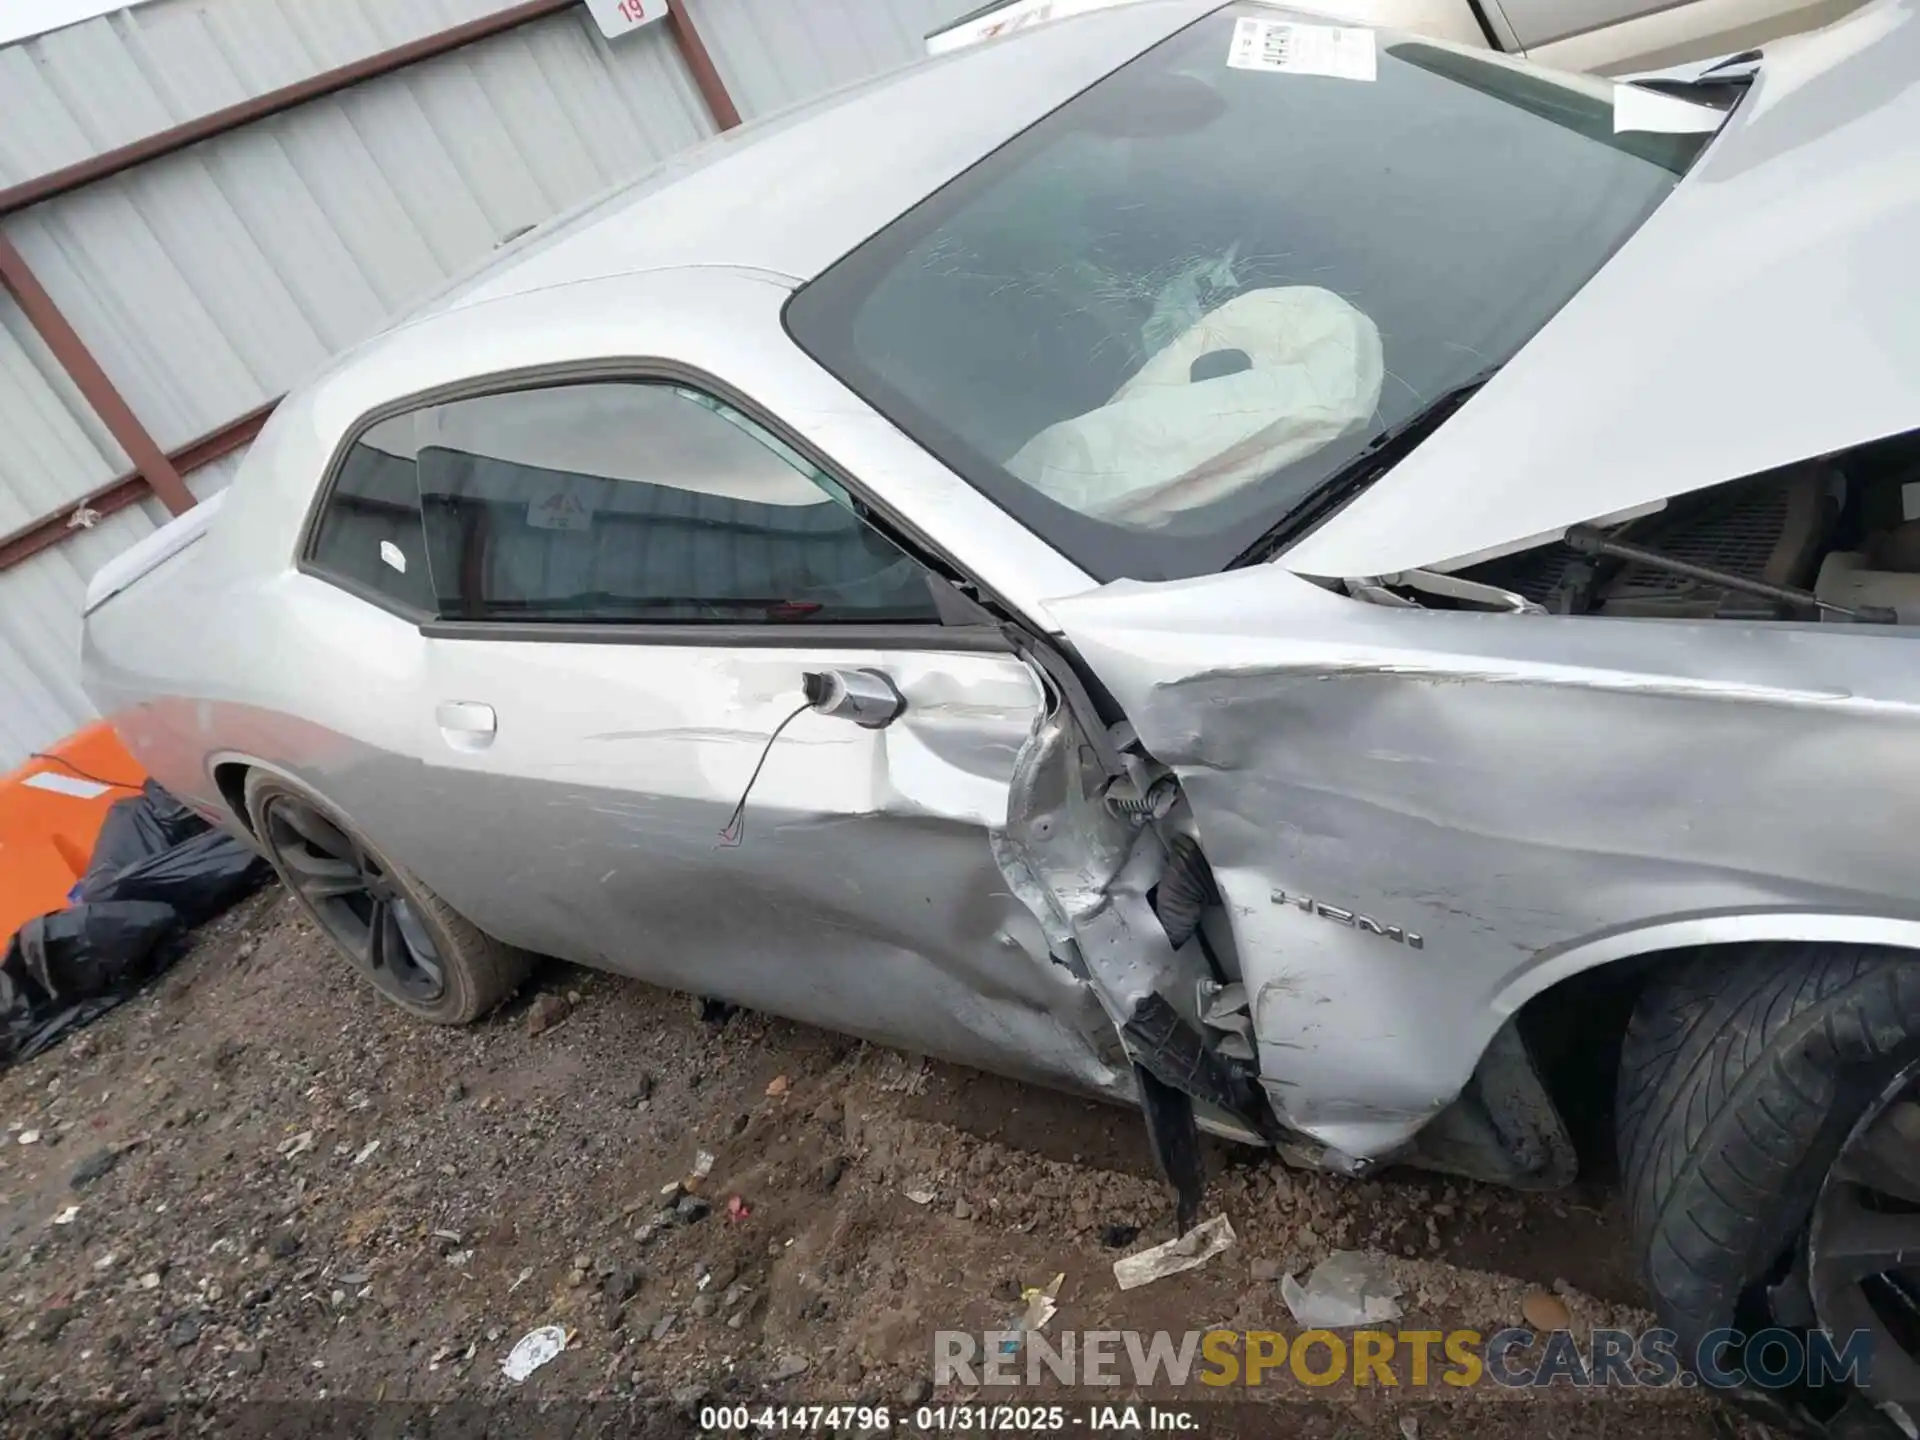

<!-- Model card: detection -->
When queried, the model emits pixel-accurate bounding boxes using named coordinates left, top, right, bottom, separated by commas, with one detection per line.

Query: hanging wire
left=717, top=700, right=815, bottom=848
left=29, top=752, right=142, bottom=791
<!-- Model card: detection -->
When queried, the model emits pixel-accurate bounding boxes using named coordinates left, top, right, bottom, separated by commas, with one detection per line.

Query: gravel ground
left=0, top=886, right=1767, bottom=1439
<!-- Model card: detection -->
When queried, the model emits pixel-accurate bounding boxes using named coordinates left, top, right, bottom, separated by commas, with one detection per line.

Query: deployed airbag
left=1007, top=286, right=1384, bottom=526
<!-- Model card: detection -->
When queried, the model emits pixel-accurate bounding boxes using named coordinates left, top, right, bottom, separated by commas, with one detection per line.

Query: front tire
left=243, top=771, right=532, bottom=1025
left=1617, top=943, right=1920, bottom=1436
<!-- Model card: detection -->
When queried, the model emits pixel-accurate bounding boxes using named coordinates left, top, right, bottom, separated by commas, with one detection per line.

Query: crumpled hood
left=1278, top=0, right=1920, bottom=580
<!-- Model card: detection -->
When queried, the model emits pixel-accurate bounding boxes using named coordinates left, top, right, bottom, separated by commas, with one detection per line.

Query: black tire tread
left=1618, top=943, right=1920, bottom=1349
left=242, top=770, right=532, bottom=1026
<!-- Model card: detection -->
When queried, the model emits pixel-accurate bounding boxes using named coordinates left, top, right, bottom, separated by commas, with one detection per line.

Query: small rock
left=166, top=1313, right=205, bottom=1350
left=651, top=1311, right=677, bottom=1342
left=336, top=1270, right=370, bottom=1287
left=708, top=1260, right=738, bottom=1292
left=268, top=1231, right=300, bottom=1261
left=603, top=1303, right=627, bottom=1332
left=727, top=1311, right=746, bottom=1330
left=68, top=1148, right=118, bottom=1189
left=232, top=1348, right=264, bottom=1377
left=764, top=1075, right=790, bottom=1098
left=769, top=1352, right=810, bottom=1382
left=34, top=1307, right=73, bottom=1343
left=722, top=1281, right=751, bottom=1310
left=1398, top=1417, right=1420, bottom=1440
left=902, top=1377, right=934, bottom=1407
left=675, top=1194, right=711, bottom=1225
left=1250, top=1257, right=1284, bottom=1281
left=242, top=1286, right=272, bottom=1308
left=953, top=1199, right=974, bottom=1221
left=819, top=1156, right=846, bottom=1192
left=604, top=1268, right=641, bottom=1303
left=526, top=993, right=571, bottom=1036
left=1521, top=1289, right=1572, bottom=1331
left=690, top=1293, right=718, bottom=1319
left=139, top=1271, right=162, bottom=1291
left=628, top=1074, right=654, bottom=1106
left=672, top=1381, right=710, bottom=1409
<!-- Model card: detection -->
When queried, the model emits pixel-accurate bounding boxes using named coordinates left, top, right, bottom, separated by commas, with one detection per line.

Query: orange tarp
left=0, top=723, right=147, bottom=947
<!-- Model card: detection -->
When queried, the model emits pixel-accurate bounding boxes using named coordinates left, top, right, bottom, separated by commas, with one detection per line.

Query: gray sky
left=0, top=0, right=160, bottom=47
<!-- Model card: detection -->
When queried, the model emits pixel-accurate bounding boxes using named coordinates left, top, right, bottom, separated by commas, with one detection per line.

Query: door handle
left=436, top=700, right=497, bottom=751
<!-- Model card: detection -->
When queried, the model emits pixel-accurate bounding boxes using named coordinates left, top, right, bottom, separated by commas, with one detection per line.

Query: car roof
left=402, top=0, right=1219, bottom=321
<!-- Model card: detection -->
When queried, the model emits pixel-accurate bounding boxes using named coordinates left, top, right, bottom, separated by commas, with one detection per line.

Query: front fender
left=1050, top=565, right=1920, bottom=1160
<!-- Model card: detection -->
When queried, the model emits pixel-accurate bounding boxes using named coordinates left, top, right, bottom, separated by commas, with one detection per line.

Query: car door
left=308, top=376, right=1121, bottom=1092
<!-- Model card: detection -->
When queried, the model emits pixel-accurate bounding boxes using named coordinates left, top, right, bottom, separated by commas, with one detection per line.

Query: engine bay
left=1433, top=429, right=1920, bottom=623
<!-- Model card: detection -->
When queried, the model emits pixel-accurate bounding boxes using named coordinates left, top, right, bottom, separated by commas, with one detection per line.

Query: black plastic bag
left=79, top=780, right=207, bottom=900
left=2, top=782, right=272, bottom=1069
left=83, top=829, right=272, bottom=927
left=1, top=902, right=179, bottom=1066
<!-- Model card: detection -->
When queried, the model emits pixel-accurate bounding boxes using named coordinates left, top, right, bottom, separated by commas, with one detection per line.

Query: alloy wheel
left=262, top=796, right=446, bottom=1005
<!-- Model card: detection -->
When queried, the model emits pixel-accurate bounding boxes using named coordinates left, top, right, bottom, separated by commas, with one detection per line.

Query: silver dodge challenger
left=81, top=0, right=1920, bottom=1426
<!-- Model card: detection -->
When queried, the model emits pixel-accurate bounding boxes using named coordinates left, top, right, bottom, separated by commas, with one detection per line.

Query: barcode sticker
left=1227, top=18, right=1376, bottom=81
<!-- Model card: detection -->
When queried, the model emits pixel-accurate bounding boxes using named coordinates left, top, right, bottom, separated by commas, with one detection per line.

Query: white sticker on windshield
left=1227, top=18, right=1375, bottom=80
left=1612, top=81, right=1723, bottom=134
left=379, top=540, right=407, bottom=574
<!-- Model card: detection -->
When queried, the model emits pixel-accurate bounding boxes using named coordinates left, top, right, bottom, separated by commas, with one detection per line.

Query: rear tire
left=243, top=771, right=532, bottom=1025
left=1617, top=943, right=1920, bottom=1436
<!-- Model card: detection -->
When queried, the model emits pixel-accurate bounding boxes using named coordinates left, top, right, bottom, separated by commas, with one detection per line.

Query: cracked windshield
left=789, top=5, right=1718, bottom=581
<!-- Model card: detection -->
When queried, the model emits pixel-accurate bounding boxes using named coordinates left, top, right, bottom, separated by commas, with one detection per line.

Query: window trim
left=295, top=360, right=1018, bottom=640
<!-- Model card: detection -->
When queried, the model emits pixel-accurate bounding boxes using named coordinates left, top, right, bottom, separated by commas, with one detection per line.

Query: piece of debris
left=1521, top=1289, right=1572, bottom=1331
left=726, top=1195, right=751, bottom=1224
left=1399, top=1416, right=1420, bottom=1440
left=764, top=1074, right=790, bottom=1098
left=52, top=1204, right=80, bottom=1226
left=351, top=1139, right=381, bottom=1166
left=904, top=1188, right=936, bottom=1206
left=167, top=1313, right=205, bottom=1349
left=508, top=1266, right=534, bottom=1293
left=526, top=993, right=571, bottom=1036
left=1010, top=1273, right=1065, bottom=1345
left=1113, top=1215, right=1236, bottom=1291
left=1280, top=1251, right=1404, bottom=1327
left=875, top=1052, right=929, bottom=1095
left=69, top=1147, right=119, bottom=1189
left=268, top=1230, right=301, bottom=1260
left=500, top=1325, right=569, bottom=1384
left=139, top=1271, right=161, bottom=1290
left=769, top=1352, right=811, bottom=1382
left=954, top=1199, right=974, bottom=1220
left=690, top=1150, right=715, bottom=1181
left=605, top=1269, right=641, bottom=1304
left=651, top=1311, right=677, bottom=1342
left=19, top=1129, right=41, bottom=1145
left=279, top=1131, right=315, bottom=1159
left=337, top=1270, right=370, bottom=1287
left=675, top=1194, right=712, bottom=1225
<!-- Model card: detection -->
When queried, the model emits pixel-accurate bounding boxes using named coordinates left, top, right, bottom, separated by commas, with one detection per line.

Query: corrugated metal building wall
left=0, top=0, right=978, bottom=771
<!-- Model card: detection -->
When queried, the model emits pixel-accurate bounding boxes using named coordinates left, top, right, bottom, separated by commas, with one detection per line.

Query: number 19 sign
left=583, top=0, right=668, bottom=39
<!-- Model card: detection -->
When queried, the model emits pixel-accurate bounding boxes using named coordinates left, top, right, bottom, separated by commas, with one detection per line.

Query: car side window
left=307, top=426, right=439, bottom=614
left=311, top=382, right=945, bottom=625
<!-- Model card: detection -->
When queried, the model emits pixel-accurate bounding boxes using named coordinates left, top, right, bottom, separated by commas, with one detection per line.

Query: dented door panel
left=380, top=636, right=1128, bottom=1096
left=1053, top=564, right=1920, bottom=1158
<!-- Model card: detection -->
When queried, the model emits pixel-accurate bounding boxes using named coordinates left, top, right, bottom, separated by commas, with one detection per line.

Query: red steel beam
left=0, top=396, right=282, bottom=574
left=0, top=232, right=197, bottom=516
left=667, top=0, right=742, bottom=130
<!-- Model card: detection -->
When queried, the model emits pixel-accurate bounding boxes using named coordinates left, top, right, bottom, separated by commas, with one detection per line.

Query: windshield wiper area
left=1231, top=364, right=1503, bottom=570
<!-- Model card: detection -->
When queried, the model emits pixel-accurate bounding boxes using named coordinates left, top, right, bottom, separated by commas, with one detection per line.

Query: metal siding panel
left=682, top=0, right=985, bottom=118
left=0, top=11, right=714, bottom=769
left=0, top=506, right=156, bottom=768
left=0, top=0, right=577, bottom=184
